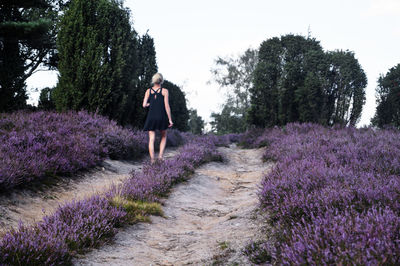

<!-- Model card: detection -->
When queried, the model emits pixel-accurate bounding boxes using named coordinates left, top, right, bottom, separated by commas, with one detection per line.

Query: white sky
left=27, top=0, right=400, bottom=127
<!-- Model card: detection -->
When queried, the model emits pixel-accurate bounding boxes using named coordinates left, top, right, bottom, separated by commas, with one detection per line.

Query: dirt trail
left=75, top=144, right=272, bottom=265
left=0, top=150, right=177, bottom=235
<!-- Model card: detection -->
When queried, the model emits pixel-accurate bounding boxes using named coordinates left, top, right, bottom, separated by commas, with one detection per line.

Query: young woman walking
left=142, top=73, right=173, bottom=163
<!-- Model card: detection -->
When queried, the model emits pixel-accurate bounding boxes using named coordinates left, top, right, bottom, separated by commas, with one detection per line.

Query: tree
left=188, top=108, right=204, bottom=134
left=295, top=71, right=324, bottom=123
left=53, top=0, right=140, bottom=124
left=210, top=104, right=245, bottom=134
left=163, top=80, right=189, bottom=131
left=372, top=63, right=400, bottom=128
left=38, top=87, right=55, bottom=110
left=128, top=33, right=158, bottom=128
left=249, top=34, right=367, bottom=127
left=326, top=50, right=367, bottom=126
left=0, top=0, right=58, bottom=112
left=210, top=48, right=258, bottom=133
left=249, top=35, right=325, bottom=127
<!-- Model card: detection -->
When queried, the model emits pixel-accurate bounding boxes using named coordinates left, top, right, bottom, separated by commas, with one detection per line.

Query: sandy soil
left=75, top=144, right=272, bottom=265
left=0, top=150, right=177, bottom=235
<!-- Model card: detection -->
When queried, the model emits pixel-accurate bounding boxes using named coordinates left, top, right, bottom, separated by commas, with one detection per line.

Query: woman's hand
left=168, top=120, right=173, bottom=127
left=143, top=103, right=150, bottom=108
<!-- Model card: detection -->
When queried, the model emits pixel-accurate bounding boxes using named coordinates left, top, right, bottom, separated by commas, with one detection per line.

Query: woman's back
left=143, top=87, right=169, bottom=131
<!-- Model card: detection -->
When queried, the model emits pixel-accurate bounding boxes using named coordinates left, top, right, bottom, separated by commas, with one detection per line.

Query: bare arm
left=163, top=89, right=173, bottom=127
left=142, top=89, right=150, bottom=108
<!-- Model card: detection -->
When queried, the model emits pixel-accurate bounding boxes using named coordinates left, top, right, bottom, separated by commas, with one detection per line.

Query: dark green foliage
left=210, top=105, right=246, bottom=134
left=296, top=72, right=324, bottom=123
left=163, top=80, right=189, bottom=131
left=188, top=108, right=204, bottom=134
left=326, top=50, right=367, bottom=126
left=249, top=34, right=367, bottom=127
left=248, top=60, right=280, bottom=127
left=0, top=0, right=57, bottom=112
left=38, top=87, right=55, bottom=110
left=128, top=33, right=158, bottom=128
left=372, top=64, right=400, bottom=128
left=53, top=0, right=139, bottom=125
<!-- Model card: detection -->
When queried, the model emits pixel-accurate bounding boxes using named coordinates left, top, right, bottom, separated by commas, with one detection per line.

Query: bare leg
left=159, top=130, right=167, bottom=159
left=148, top=131, right=156, bottom=163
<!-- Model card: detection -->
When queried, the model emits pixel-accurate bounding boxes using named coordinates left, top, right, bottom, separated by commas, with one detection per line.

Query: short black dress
left=143, top=87, right=169, bottom=131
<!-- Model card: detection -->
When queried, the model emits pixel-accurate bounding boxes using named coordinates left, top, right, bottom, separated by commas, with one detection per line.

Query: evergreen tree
left=295, top=72, right=321, bottom=123
left=129, top=33, right=158, bottom=128
left=249, top=34, right=367, bottom=127
left=38, top=87, right=55, bottom=110
left=249, top=35, right=320, bottom=126
left=53, top=0, right=138, bottom=124
left=0, top=0, right=57, bottom=111
left=188, top=108, right=204, bottom=134
left=295, top=48, right=328, bottom=123
left=248, top=59, right=280, bottom=127
left=163, top=80, right=189, bottom=131
left=372, top=63, right=400, bottom=128
left=326, top=50, right=367, bottom=126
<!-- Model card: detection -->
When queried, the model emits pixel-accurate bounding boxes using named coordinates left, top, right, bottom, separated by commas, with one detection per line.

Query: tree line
left=2, top=2, right=398, bottom=133
left=211, top=34, right=400, bottom=133
left=0, top=0, right=204, bottom=133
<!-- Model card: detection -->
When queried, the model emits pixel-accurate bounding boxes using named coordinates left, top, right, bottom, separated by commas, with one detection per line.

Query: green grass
left=110, top=196, right=164, bottom=224
left=218, top=241, right=230, bottom=250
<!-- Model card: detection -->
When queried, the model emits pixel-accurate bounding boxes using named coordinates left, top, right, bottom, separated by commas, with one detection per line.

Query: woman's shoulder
left=161, top=88, right=168, bottom=95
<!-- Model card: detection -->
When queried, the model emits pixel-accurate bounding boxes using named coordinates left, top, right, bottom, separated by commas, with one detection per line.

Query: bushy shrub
left=237, top=127, right=282, bottom=149
left=115, top=135, right=224, bottom=202
left=243, top=240, right=274, bottom=264
left=251, top=123, right=400, bottom=264
left=0, top=196, right=126, bottom=265
left=0, top=134, right=225, bottom=265
left=100, top=126, right=147, bottom=160
left=280, top=207, right=400, bottom=265
left=0, top=111, right=148, bottom=190
left=225, top=133, right=242, bottom=143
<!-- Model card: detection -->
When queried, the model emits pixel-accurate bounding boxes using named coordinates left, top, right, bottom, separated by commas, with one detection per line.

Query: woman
left=142, top=73, right=173, bottom=163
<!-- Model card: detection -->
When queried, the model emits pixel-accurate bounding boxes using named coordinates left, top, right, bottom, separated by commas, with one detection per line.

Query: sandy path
left=75, top=144, right=272, bottom=265
left=0, top=150, right=177, bottom=235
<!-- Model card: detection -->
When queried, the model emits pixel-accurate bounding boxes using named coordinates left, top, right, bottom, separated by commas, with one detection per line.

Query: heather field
left=0, top=111, right=145, bottom=191
left=0, top=111, right=187, bottom=191
left=240, top=123, right=400, bottom=264
left=0, top=112, right=226, bottom=265
left=2, top=111, right=400, bottom=265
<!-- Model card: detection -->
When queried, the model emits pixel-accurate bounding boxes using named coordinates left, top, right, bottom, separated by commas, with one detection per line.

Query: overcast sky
left=27, top=0, right=400, bottom=127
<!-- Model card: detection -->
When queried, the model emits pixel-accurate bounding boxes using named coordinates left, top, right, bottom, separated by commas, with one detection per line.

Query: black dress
left=143, top=87, right=169, bottom=131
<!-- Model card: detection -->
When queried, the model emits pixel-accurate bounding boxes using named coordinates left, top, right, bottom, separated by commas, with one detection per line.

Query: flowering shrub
left=243, top=123, right=400, bottom=264
left=0, top=111, right=148, bottom=190
left=243, top=240, right=274, bottom=264
left=237, top=127, right=282, bottom=150
left=112, top=136, right=223, bottom=202
left=203, top=134, right=231, bottom=147
left=0, top=134, right=224, bottom=265
left=100, top=126, right=147, bottom=160
left=225, top=133, right=242, bottom=143
left=165, top=128, right=186, bottom=147
left=281, top=207, right=400, bottom=264
left=0, top=196, right=126, bottom=265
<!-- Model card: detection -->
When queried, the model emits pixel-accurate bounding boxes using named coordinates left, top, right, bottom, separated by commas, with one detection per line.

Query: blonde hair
left=151, top=73, right=164, bottom=85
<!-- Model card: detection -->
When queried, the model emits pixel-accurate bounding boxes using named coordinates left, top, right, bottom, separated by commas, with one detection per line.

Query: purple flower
left=245, top=123, right=400, bottom=264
